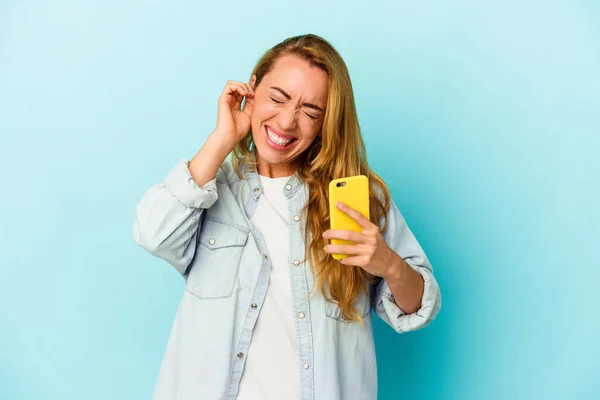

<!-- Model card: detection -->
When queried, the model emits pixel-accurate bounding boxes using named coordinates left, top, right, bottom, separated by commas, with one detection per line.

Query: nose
left=279, top=104, right=298, bottom=131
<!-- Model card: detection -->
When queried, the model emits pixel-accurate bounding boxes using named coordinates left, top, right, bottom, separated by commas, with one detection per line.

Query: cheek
left=298, top=121, right=321, bottom=142
left=252, top=101, right=278, bottom=122
left=250, top=103, right=264, bottom=133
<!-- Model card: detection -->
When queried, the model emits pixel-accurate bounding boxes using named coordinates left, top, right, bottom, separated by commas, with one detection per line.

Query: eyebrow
left=270, top=86, right=325, bottom=112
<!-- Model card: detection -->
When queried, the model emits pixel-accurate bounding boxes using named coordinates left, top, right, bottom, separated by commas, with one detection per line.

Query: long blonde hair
left=232, top=34, right=391, bottom=325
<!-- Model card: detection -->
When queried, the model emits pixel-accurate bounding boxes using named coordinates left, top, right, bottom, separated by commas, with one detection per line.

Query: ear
left=249, top=74, right=257, bottom=89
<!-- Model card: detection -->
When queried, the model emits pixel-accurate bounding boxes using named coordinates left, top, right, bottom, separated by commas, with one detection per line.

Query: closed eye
left=305, top=112, right=318, bottom=120
left=270, top=97, right=284, bottom=104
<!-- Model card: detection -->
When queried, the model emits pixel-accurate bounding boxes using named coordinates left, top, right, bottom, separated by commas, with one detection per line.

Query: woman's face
left=249, top=54, right=328, bottom=177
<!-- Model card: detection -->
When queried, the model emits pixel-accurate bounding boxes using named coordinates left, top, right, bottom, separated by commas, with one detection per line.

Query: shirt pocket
left=324, top=287, right=371, bottom=321
left=185, top=218, right=250, bottom=299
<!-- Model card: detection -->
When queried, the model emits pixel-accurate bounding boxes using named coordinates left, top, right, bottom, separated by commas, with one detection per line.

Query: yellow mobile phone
left=328, top=175, right=370, bottom=260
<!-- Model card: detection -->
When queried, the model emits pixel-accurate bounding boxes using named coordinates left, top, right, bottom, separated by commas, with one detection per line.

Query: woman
left=134, top=34, right=441, bottom=400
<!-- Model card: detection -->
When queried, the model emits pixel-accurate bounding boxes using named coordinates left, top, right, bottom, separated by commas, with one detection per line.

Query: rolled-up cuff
left=376, top=265, right=441, bottom=333
left=163, top=159, right=218, bottom=209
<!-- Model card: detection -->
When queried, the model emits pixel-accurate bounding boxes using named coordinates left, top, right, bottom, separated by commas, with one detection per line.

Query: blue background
left=1, top=1, right=599, bottom=399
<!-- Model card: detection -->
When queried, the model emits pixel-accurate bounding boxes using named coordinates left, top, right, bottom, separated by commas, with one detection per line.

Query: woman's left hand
left=323, top=201, right=398, bottom=279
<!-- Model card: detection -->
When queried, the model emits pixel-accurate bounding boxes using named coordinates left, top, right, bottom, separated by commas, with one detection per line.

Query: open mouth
left=265, top=125, right=297, bottom=149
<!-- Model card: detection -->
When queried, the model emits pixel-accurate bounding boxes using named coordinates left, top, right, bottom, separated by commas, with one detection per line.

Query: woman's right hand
left=215, top=80, right=255, bottom=146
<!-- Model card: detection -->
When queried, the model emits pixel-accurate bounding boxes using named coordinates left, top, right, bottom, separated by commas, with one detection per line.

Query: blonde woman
left=134, top=34, right=441, bottom=400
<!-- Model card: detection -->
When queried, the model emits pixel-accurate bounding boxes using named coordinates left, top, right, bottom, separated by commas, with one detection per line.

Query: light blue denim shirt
left=133, top=157, right=441, bottom=400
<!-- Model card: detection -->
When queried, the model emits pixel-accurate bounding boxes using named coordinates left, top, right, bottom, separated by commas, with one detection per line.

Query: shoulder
left=217, top=156, right=244, bottom=186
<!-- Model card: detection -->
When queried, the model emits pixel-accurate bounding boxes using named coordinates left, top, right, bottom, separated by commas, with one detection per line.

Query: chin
left=255, top=145, right=290, bottom=163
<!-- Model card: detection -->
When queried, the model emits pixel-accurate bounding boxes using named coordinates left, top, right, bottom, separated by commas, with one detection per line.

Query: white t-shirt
left=236, top=174, right=300, bottom=400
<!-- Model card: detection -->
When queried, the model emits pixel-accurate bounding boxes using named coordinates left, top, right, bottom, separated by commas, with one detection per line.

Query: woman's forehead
left=264, top=55, right=328, bottom=102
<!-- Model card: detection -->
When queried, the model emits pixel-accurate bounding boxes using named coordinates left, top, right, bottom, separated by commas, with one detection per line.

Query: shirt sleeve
left=371, top=198, right=442, bottom=333
left=133, top=159, right=219, bottom=275
left=163, top=158, right=218, bottom=209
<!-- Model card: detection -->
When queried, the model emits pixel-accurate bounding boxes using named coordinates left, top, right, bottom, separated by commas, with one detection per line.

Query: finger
left=335, top=201, right=374, bottom=230
left=242, top=96, right=254, bottom=115
left=228, top=84, right=251, bottom=99
left=243, top=83, right=255, bottom=96
left=220, top=83, right=249, bottom=110
left=235, top=83, right=254, bottom=98
left=324, top=244, right=362, bottom=256
left=221, top=82, right=253, bottom=100
left=322, top=229, right=367, bottom=243
left=227, top=93, right=243, bottom=111
left=339, top=256, right=365, bottom=267
left=233, top=81, right=254, bottom=96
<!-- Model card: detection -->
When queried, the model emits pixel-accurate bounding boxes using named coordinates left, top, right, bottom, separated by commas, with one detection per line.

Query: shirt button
left=251, top=303, right=257, bottom=309
left=293, top=259, right=300, bottom=266
left=303, top=363, right=310, bottom=370
left=285, top=184, right=292, bottom=191
left=208, top=238, right=216, bottom=245
left=298, top=312, right=305, bottom=319
left=237, top=352, right=244, bottom=358
left=254, top=187, right=260, bottom=192
left=293, top=215, right=300, bottom=222
left=264, top=254, right=269, bottom=260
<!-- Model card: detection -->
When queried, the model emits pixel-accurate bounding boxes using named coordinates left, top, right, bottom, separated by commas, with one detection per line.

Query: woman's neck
left=255, top=155, right=295, bottom=178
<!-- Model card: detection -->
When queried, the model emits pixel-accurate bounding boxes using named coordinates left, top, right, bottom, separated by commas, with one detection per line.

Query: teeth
left=267, top=127, right=292, bottom=146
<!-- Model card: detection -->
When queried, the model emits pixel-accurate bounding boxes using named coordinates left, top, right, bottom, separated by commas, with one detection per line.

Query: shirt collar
left=243, top=151, right=305, bottom=200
